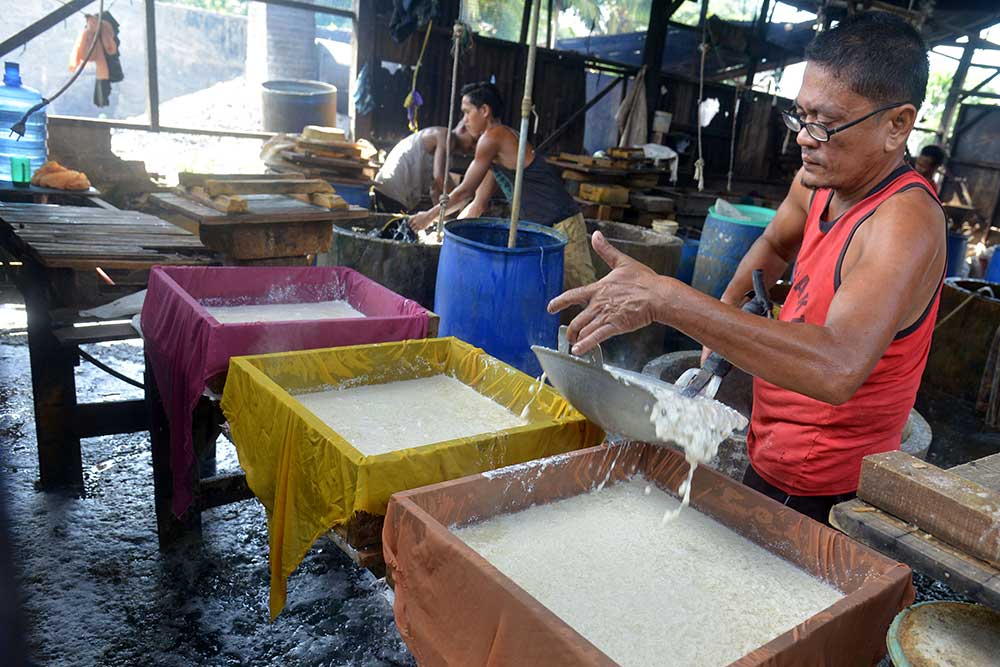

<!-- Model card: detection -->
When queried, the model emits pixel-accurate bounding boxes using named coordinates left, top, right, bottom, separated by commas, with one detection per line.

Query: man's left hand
left=409, top=210, right=434, bottom=232
left=548, top=231, right=672, bottom=355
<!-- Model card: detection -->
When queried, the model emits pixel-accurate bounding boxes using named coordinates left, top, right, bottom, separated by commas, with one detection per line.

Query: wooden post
left=144, top=0, right=160, bottom=130
left=519, top=0, right=533, bottom=45
left=145, top=357, right=202, bottom=548
left=743, top=0, right=771, bottom=89
left=938, top=40, right=974, bottom=146
left=643, top=0, right=668, bottom=123
left=350, top=0, right=376, bottom=141
left=19, top=266, right=83, bottom=490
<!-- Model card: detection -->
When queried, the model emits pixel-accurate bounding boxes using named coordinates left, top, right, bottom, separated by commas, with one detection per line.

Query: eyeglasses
left=781, top=101, right=910, bottom=142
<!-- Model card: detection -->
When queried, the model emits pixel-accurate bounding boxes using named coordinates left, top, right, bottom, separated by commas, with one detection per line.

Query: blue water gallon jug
left=0, top=62, right=47, bottom=182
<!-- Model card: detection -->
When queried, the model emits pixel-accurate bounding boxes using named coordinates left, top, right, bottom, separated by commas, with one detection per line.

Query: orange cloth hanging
left=69, top=15, right=117, bottom=80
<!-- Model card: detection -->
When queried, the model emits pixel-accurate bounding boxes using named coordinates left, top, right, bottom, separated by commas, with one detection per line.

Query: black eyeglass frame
left=781, top=101, right=911, bottom=142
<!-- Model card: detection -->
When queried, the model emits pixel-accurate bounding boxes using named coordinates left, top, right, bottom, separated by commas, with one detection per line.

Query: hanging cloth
left=615, top=65, right=648, bottom=147
left=102, top=12, right=124, bottom=84
left=390, top=0, right=441, bottom=43
left=69, top=14, right=119, bottom=107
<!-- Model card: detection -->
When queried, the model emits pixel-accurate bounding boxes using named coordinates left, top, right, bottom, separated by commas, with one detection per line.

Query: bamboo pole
left=436, top=22, right=464, bottom=242
left=507, top=0, right=542, bottom=249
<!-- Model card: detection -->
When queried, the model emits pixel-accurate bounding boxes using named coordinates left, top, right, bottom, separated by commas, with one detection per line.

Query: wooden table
left=0, top=180, right=105, bottom=206
left=0, top=202, right=216, bottom=490
left=831, top=453, right=1000, bottom=610
left=148, top=192, right=369, bottom=264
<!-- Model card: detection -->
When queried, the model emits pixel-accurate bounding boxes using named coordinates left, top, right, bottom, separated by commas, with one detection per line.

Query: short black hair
left=805, top=11, right=928, bottom=110
left=461, top=81, right=505, bottom=119
left=920, top=144, right=946, bottom=166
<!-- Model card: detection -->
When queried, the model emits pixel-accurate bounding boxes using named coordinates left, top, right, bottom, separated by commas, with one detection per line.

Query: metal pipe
left=507, top=0, right=542, bottom=249
left=78, top=349, right=145, bottom=390
left=0, top=0, right=97, bottom=59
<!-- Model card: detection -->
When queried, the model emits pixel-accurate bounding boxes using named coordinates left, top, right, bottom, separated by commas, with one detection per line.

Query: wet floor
left=0, top=297, right=415, bottom=667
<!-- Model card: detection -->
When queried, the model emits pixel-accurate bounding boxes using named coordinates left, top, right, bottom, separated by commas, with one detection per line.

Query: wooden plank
left=203, top=178, right=334, bottom=197
left=628, top=173, right=659, bottom=187
left=288, top=192, right=348, bottom=210
left=426, top=311, right=440, bottom=338
left=858, top=451, right=1000, bottom=567
left=831, top=498, right=1000, bottom=609
left=283, top=151, right=367, bottom=172
left=608, top=147, right=646, bottom=160
left=74, top=399, right=148, bottom=438
left=302, top=125, right=347, bottom=143
left=579, top=183, right=630, bottom=205
left=560, top=169, right=602, bottom=183
left=548, top=157, right=663, bottom=177
left=951, top=452, right=1000, bottom=490
left=184, top=186, right=248, bottom=214
left=328, top=526, right=385, bottom=571
left=53, top=322, right=140, bottom=346
left=178, top=172, right=305, bottom=188
left=630, top=193, right=676, bottom=213
left=197, top=472, right=253, bottom=510
left=148, top=192, right=344, bottom=225
left=295, top=139, right=363, bottom=158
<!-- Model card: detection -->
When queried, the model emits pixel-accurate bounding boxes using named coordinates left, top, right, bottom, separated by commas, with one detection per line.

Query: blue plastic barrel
left=677, top=236, right=700, bottom=285
left=434, top=219, right=566, bottom=376
left=986, top=250, right=1000, bottom=283
left=330, top=181, right=371, bottom=209
left=946, top=231, right=968, bottom=278
left=0, top=62, right=47, bottom=182
left=692, top=204, right=776, bottom=298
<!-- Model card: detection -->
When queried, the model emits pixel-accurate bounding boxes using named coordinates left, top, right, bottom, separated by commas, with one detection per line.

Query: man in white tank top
left=373, top=124, right=475, bottom=213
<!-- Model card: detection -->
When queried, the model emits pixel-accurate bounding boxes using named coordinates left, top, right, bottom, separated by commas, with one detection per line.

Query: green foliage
left=161, top=0, right=248, bottom=16
left=559, top=0, right=651, bottom=34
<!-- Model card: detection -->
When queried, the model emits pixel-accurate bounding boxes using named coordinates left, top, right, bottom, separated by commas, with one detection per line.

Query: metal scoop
left=532, top=328, right=672, bottom=443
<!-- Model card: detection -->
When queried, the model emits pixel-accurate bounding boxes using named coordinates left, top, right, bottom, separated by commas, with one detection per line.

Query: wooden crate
left=579, top=183, right=630, bottom=205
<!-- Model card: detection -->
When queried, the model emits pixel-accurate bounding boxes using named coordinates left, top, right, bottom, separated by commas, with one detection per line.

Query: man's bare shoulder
left=869, top=185, right=945, bottom=239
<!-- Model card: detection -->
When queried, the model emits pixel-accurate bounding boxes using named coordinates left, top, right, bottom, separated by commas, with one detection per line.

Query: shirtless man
left=408, top=81, right=596, bottom=290
left=549, top=12, right=946, bottom=523
left=372, top=123, right=475, bottom=213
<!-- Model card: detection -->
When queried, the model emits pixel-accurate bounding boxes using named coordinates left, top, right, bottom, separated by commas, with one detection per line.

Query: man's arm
left=430, top=127, right=448, bottom=202
left=410, top=132, right=500, bottom=231
left=550, top=189, right=945, bottom=405
left=718, top=171, right=811, bottom=307
left=698, top=170, right=810, bottom=362
left=458, top=170, right=498, bottom=219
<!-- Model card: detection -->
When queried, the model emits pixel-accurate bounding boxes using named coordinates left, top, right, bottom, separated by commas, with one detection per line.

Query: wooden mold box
left=384, top=442, right=915, bottom=667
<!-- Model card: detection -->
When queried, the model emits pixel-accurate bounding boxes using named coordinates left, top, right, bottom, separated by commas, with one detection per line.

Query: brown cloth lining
left=384, top=442, right=914, bottom=667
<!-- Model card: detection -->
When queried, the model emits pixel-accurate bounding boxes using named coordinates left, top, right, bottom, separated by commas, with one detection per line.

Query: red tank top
left=748, top=165, right=943, bottom=496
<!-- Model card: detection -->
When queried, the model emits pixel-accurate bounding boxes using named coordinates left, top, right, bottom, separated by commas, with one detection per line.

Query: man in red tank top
left=549, top=12, right=947, bottom=524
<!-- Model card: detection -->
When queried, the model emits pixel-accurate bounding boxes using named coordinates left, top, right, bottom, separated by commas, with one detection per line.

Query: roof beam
left=0, top=0, right=97, bottom=59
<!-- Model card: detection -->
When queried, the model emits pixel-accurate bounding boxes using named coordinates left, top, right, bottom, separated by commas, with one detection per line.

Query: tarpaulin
left=141, top=266, right=429, bottom=519
left=383, top=442, right=915, bottom=667
left=220, top=337, right=602, bottom=618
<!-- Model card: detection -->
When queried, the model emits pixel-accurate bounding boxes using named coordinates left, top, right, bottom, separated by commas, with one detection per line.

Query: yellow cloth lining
left=221, top=337, right=603, bottom=618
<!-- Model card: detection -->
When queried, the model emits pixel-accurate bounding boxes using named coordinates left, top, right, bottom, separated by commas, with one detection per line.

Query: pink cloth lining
left=141, top=266, right=430, bottom=517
